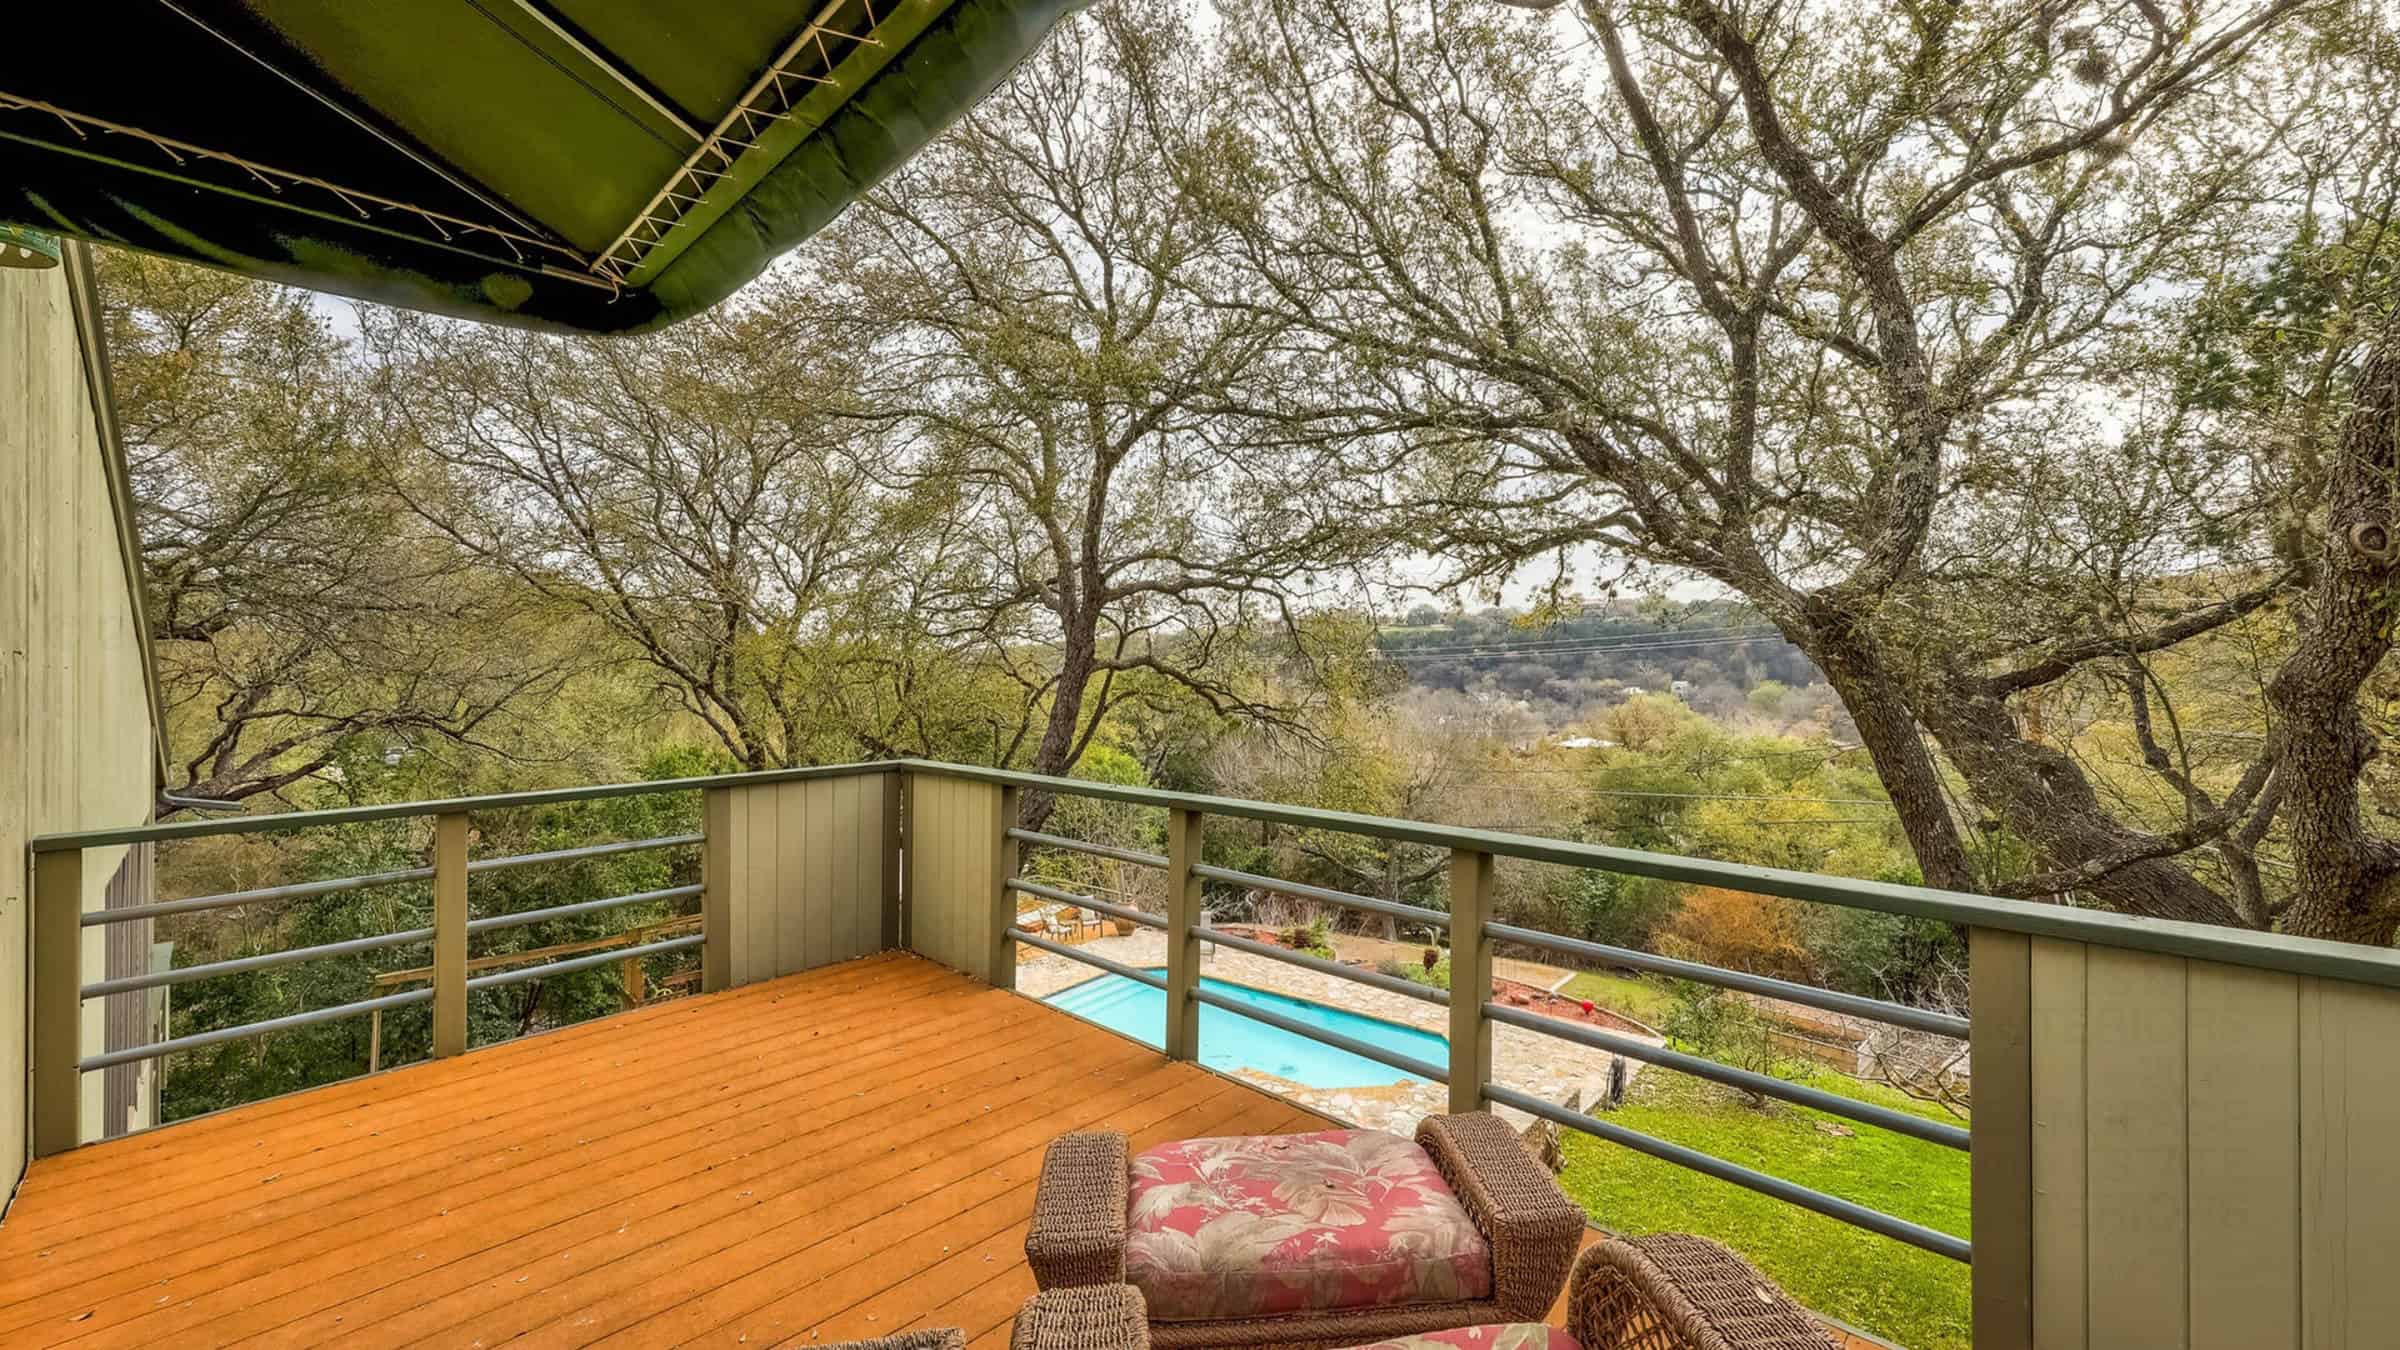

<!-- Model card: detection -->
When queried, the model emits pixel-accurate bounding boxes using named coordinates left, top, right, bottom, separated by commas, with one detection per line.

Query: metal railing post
left=1448, top=847, right=1495, bottom=1115
left=987, top=785, right=1020, bottom=989
left=1165, top=807, right=1204, bottom=1060
left=701, top=787, right=733, bottom=992
left=31, top=847, right=86, bottom=1155
left=432, top=812, right=469, bottom=1057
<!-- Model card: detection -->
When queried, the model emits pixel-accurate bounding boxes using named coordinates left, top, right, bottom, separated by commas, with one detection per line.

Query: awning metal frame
left=590, top=0, right=889, bottom=285
left=0, top=92, right=614, bottom=292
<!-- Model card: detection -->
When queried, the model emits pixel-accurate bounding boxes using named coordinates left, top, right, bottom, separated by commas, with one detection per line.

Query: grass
left=1554, top=1068, right=1969, bottom=1350
left=1558, top=969, right=1678, bottom=1028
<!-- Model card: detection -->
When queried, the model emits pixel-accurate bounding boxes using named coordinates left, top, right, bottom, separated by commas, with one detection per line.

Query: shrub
left=1281, top=919, right=1334, bottom=960
left=1661, top=980, right=1802, bottom=1107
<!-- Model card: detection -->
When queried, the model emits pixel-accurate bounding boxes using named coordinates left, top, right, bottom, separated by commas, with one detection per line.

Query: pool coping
left=1038, top=963, right=1457, bottom=1088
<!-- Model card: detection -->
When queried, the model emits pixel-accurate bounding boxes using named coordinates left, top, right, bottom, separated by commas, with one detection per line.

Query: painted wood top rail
left=31, top=756, right=2400, bottom=989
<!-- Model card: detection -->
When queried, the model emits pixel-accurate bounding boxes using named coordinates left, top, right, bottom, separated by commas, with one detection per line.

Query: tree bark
left=2270, top=332, right=2400, bottom=944
left=1784, top=603, right=1980, bottom=892
left=1919, top=676, right=2253, bottom=926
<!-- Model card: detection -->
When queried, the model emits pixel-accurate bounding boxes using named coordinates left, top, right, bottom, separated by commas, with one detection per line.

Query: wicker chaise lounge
left=1012, top=1234, right=1837, bottom=1350
left=1026, top=1112, right=1586, bottom=1349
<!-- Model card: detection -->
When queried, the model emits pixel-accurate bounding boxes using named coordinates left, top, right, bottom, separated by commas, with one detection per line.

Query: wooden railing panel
left=2083, top=945, right=2189, bottom=1347
left=712, top=775, right=890, bottom=987
left=1970, top=927, right=2033, bottom=1350
left=2005, top=932, right=2400, bottom=1350
left=2188, top=960, right=2299, bottom=1350
left=2026, top=936, right=2087, bottom=1350
left=903, top=772, right=1007, bottom=981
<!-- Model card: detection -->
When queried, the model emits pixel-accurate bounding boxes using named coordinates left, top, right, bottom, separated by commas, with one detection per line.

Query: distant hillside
left=1375, top=603, right=1822, bottom=716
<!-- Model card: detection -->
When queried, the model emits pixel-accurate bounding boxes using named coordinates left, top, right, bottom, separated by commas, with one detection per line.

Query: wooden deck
left=0, top=951, right=1878, bottom=1349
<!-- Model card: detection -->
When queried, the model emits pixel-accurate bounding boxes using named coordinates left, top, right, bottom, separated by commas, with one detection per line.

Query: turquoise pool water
left=1044, top=969, right=1449, bottom=1088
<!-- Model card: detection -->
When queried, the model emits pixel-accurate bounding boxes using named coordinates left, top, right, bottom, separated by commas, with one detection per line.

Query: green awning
left=1, top=0, right=1076, bottom=332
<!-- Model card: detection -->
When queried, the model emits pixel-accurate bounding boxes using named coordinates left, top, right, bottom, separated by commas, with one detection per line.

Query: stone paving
left=1015, top=929, right=1660, bottom=1134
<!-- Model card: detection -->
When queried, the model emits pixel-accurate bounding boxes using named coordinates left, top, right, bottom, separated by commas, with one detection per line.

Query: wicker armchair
left=1026, top=1112, right=1585, bottom=1350
left=819, top=1332, right=967, bottom=1350
left=1012, top=1286, right=1151, bottom=1350
left=1567, top=1235, right=1834, bottom=1350
left=1010, top=1235, right=1837, bottom=1350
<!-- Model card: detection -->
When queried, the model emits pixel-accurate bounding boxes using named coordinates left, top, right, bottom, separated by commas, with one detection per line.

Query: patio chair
left=1025, top=1112, right=1585, bottom=1349
left=1010, top=1233, right=1836, bottom=1350
left=820, top=1332, right=968, bottom=1350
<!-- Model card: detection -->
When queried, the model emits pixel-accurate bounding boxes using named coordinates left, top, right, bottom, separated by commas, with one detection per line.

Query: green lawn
left=1555, top=1069, right=1969, bottom=1350
left=1557, top=969, right=1677, bottom=1028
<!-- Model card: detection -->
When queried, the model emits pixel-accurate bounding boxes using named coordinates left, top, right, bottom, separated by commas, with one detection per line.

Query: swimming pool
left=1044, top=969, right=1450, bottom=1088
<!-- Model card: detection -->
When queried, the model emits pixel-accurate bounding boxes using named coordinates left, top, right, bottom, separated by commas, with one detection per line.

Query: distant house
left=1555, top=736, right=1617, bottom=751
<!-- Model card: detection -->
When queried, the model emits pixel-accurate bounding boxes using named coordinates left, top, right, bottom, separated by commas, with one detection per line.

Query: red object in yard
left=1580, top=999, right=1595, bottom=1014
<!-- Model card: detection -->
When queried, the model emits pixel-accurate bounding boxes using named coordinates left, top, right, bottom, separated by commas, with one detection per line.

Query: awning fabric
left=1, top=0, right=1075, bottom=332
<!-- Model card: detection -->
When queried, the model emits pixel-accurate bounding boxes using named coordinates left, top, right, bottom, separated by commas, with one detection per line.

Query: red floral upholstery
left=1343, top=1328, right=1581, bottom=1350
left=1124, top=1129, right=1495, bottom=1322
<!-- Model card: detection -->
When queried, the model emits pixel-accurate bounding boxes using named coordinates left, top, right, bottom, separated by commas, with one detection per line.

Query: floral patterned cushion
left=1124, top=1128, right=1494, bottom=1321
left=1345, top=1328, right=1580, bottom=1350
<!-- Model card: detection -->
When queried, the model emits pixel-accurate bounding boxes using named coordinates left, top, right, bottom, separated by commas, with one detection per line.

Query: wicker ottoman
left=1010, top=1234, right=1836, bottom=1350
left=1026, top=1112, right=1585, bottom=1350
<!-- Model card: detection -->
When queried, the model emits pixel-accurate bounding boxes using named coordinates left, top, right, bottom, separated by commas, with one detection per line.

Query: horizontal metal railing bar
left=1190, top=863, right=1451, bottom=930
left=1482, top=1082, right=1972, bottom=1263
left=465, top=884, right=705, bottom=934
left=1192, top=985, right=1452, bottom=1083
left=1008, top=928, right=1170, bottom=989
left=465, top=933, right=704, bottom=991
left=80, top=835, right=703, bottom=930
left=82, top=865, right=436, bottom=927
left=31, top=761, right=896, bottom=851
left=1006, top=827, right=1168, bottom=870
left=78, top=988, right=435, bottom=1073
left=42, top=754, right=2400, bottom=989
left=468, top=833, right=705, bottom=873
left=81, top=926, right=436, bottom=999
left=1005, top=878, right=1166, bottom=930
left=909, top=761, right=2400, bottom=989
left=1481, top=1002, right=1970, bottom=1150
left=1202, top=928, right=1450, bottom=1006
left=1486, top=922, right=1969, bottom=1039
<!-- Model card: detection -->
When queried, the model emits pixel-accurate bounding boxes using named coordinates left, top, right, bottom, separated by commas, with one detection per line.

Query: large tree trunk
left=1018, top=612, right=1099, bottom=834
left=1788, top=603, right=1981, bottom=892
left=1918, top=678, right=2253, bottom=926
left=2270, top=333, right=2400, bottom=945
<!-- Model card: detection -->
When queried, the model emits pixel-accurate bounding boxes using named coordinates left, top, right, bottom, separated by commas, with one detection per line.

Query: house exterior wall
left=0, top=249, right=160, bottom=1197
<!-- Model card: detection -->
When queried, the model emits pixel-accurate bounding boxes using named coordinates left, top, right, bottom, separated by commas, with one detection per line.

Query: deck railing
left=896, top=761, right=2400, bottom=1350
left=29, top=756, right=2400, bottom=1347
left=26, top=763, right=898, bottom=1156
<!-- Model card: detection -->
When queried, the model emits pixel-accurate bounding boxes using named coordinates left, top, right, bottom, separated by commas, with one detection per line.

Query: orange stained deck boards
left=0, top=952, right=1881, bottom=1350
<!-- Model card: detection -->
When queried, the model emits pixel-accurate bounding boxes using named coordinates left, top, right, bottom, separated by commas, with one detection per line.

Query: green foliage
left=1516, top=869, right=1680, bottom=953
left=1280, top=919, right=1335, bottom=960
left=159, top=747, right=717, bottom=1120
left=1556, top=1070, right=1970, bottom=1350
left=1660, top=982, right=1802, bottom=1105
left=1396, top=953, right=1452, bottom=991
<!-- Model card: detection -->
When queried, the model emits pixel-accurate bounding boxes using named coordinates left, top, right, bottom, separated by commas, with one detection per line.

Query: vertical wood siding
left=1, top=259, right=159, bottom=1177
left=901, top=773, right=1002, bottom=976
left=711, top=774, right=894, bottom=986
left=2006, top=933, right=2400, bottom=1349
